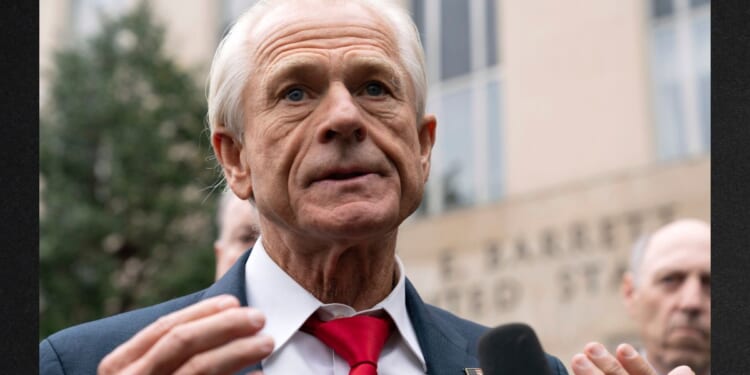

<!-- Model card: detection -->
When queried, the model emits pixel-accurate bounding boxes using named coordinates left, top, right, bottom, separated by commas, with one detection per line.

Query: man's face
left=214, top=197, right=260, bottom=279
left=222, top=2, right=435, bottom=241
left=624, top=221, right=711, bottom=374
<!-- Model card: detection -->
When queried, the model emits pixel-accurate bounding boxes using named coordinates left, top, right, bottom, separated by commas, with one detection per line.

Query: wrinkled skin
left=621, top=220, right=711, bottom=375
left=213, top=1, right=436, bottom=308
left=99, top=2, right=436, bottom=374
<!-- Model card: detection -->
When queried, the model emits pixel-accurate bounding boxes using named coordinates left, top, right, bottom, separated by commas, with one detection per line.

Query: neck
left=260, top=225, right=399, bottom=311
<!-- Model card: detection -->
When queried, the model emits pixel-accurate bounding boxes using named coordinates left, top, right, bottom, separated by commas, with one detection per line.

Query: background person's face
left=214, top=198, right=259, bottom=279
left=629, top=224, right=710, bottom=373
left=238, top=2, right=435, bottom=242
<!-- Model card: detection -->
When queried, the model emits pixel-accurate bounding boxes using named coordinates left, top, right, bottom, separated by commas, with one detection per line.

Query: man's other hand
left=571, top=342, right=694, bottom=375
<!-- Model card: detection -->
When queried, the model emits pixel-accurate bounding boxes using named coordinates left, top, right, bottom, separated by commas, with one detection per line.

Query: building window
left=648, top=0, right=710, bottom=161
left=412, top=0, right=504, bottom=215
left=439, top=0, right=471, bottom=80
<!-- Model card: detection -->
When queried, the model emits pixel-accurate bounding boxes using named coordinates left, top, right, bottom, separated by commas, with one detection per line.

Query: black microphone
left=477, top=323, right=552, bottom=375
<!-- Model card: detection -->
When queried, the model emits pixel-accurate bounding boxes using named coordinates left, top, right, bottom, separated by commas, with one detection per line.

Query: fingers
left=572, top=342, right=655, bottom=375
left=583, top=342, right=631, bottom=375
left=615, top=344, right=658, bottom=375
left=129, top=305, right=268, bottom=374
left=571, top=352, right=603, bottom=375
left=172, top=335, right=274, bottom=375
left=573, top=342, right=696, bottom=375
left=100, top=295, right=240, bottom=373
left=99, top=295, right=273, bottom=375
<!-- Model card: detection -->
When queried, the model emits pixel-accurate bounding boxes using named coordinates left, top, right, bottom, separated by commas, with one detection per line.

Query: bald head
left=622, top=218, right=711, bottom=375
left=630, top=219, right=711, bottom=286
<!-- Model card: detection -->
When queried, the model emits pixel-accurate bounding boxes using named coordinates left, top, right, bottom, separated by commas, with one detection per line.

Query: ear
left=621, top=272, right=637, bottom=318
left=417, top=114, right=437, bottom=183
left=211, top=128, right=253, bottom=200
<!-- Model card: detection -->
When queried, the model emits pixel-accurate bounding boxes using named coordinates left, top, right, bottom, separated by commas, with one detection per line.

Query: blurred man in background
left=214, top=190, right=260, bottom=280
left=570, top=219, right=708, bottom=375
left=621, top=219, right=711, bottom=375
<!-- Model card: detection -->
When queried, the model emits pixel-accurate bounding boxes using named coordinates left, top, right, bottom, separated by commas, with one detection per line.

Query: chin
left=307, top=203, right=401, bottom=239
left=665, top=353, right=710, bottom=374
left=662, top=342, right=710, bottom=371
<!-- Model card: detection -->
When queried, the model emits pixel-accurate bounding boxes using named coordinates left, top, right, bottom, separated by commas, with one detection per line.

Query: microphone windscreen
left=477, top=323, right=552, bottom=375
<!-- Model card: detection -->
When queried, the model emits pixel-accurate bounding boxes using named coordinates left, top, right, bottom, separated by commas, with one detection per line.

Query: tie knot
left=302, top=314, right=394, bottom=375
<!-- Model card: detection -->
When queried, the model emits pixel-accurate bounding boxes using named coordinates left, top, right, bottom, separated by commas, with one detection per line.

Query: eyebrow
left=652, top=268, right=709, bottom=279
left=261, top=57, right=328, bottom=96
left=259, top=54, right=405, bottom=97
left=344, top=56, right=403, bottom=92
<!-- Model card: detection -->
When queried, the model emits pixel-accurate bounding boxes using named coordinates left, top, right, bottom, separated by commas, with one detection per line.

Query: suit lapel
left=405, top=279, right=480, bottom=374
left=200, top=250, right=262, bottom=373
left=201, top=249, right=252, bottom=305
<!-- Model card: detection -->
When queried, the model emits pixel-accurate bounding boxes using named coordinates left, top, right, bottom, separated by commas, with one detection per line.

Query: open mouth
left=311, top=167, right=379, bottom=186
left=325, top=171, right=370, bottom=180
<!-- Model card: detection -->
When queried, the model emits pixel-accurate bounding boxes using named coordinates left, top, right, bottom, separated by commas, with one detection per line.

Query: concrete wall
left=397, top=156, right=710, bottom=371
left=502, top=0, right=655, bottom=196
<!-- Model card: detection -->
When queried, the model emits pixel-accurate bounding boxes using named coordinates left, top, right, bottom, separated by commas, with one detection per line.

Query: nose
left=677, top=275, right=707, bottom=315
left=317, top=83, right=367, bottom=143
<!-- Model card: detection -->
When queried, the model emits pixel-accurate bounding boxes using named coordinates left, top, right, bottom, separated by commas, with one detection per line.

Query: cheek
left=640, top=297, right=671, bottom=329
left=373, top=119, right=422, bottom=168
left=251, top=120, right=309, bottom=178
left=394, top=131, right=425, bottom=187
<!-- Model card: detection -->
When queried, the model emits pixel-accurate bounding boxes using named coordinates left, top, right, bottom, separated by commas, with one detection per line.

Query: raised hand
left=98, top=295, right=273, bottom=375
left=571, top=342, right=694, bottom=375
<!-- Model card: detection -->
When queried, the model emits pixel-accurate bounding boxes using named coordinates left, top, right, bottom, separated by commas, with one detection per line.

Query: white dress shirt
left=244, top=237, right=427, bottom=374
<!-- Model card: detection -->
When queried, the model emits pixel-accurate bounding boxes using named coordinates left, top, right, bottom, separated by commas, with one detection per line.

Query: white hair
left=206, top=0, right=428, bottom=141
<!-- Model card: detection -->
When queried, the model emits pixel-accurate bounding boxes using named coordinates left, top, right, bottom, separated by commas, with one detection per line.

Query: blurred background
left=39, top=0, right=710, bottom=370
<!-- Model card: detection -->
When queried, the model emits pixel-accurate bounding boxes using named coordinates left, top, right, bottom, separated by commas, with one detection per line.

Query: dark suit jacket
left=40, top=250, right=568, bottom=374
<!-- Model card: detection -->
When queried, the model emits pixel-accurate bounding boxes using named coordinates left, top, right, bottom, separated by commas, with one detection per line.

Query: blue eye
left=364, top=82, right=386, bottom=96
left=285, top=88, right=305, bottom=102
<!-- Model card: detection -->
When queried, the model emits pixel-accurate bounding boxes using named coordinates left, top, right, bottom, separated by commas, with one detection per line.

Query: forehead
left=641, top=223, right=710, bottom=277
left=248, top=1, right=400, bottom=66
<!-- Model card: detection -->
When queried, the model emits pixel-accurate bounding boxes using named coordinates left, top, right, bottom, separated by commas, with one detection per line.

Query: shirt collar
left=244, top=236, right=426, bottom=370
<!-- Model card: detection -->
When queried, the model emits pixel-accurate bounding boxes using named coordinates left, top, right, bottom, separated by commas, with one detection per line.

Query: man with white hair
left=41, top=1, right=533, bottom=373
left=214, top=191, right=260, bottom=280
left=39, top=1, right=694, bottom=374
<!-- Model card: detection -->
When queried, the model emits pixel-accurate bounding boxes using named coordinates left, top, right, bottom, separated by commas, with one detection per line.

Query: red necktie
left=301, top=314, right=394, bottom=375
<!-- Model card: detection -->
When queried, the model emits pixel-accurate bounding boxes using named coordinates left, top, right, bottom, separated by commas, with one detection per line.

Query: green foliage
left=40, top=3, right=219, bottom=340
